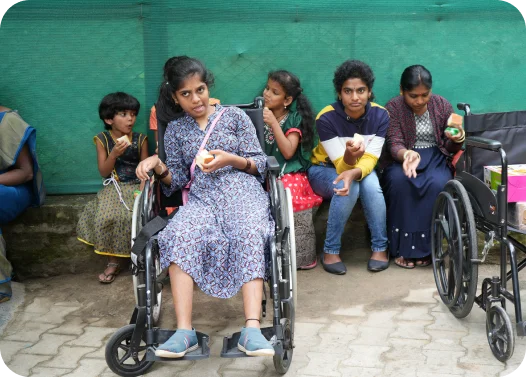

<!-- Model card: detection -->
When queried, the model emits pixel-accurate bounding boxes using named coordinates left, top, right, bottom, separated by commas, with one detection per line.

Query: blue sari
left=0, top=110, right=45, bottom=301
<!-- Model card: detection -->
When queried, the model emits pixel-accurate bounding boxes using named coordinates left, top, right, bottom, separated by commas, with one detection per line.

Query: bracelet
left=454, top=132, right=466, bottom=144
left=156, top=162, right=169, bottom=179
left=403, top=150, right=411, bottom=160
left=243, top=157, right=252, bottom=172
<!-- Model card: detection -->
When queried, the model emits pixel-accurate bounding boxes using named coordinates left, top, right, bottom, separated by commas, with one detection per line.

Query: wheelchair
left=431, top=103, right=526, bottom=362
left=105, top=97, right=297, bottom=376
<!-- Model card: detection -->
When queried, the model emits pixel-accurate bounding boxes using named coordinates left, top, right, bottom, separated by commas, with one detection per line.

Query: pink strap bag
left=182, top=108, right=226, bottom=205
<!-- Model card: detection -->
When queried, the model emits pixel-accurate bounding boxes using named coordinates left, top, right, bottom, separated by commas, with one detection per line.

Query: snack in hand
left=195, top=150, right=214, bottom=169
left=446, top=113, right=463, bottom=136
left=353, top=133, right=365, bottom=146
left=116, top=135, right=131, bottom=146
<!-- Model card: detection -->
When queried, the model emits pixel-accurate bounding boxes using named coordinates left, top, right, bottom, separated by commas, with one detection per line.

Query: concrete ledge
left=3, top=195, right=104, bottom=279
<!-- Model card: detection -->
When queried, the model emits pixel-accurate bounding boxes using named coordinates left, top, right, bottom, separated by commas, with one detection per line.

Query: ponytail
left=294, top=92, right=315, bottom=150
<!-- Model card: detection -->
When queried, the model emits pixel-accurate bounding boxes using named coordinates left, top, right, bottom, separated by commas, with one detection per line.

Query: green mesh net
left=0, top=0, right=524, bottom=194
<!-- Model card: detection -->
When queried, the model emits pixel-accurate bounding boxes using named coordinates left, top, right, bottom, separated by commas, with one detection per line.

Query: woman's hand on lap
left=402, top=151, right=420, bottom=179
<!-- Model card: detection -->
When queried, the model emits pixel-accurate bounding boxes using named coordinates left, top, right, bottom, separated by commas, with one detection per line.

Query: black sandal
left=394, top=257, right=415, bottom=269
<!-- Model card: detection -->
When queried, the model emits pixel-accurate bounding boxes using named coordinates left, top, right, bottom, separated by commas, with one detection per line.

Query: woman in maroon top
left=380, top=65, right=464, bottom=268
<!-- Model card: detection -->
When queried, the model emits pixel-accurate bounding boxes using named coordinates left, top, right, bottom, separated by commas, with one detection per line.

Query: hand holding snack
left=345, top=133, right=365, bottom=158
left=445, top=113, right=465, bottom=142
left=195, top=150, right=215, bottom=170
left=111, top=135, right=130, bottom=158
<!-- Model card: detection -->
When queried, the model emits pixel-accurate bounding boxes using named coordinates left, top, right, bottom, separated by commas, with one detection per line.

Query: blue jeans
left=308, top=165, right=387, bottom=255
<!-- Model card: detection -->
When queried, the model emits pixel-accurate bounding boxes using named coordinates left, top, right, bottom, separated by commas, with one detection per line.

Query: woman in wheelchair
left=380, top=65, right=465, bottom=269
left=135, top=57, right=275, bottom=358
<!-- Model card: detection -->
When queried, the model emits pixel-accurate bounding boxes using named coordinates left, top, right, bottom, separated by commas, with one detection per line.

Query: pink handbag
left=182, top=109, right=226, bottom=205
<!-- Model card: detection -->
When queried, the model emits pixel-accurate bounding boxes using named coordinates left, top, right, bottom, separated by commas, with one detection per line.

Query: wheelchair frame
left=431, top=103, right=526, bottom=362
left=105, top=98, right=297, bottom=376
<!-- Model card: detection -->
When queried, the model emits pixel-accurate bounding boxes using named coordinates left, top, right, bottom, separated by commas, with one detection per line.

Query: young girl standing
left=77, top=92, right=148, bottom=283
left=262, top=70, right=322, bottom=269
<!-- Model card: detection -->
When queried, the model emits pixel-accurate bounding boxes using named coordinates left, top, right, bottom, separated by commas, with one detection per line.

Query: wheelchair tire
left=444, top=179, right=478, bottom=318
left=105, top=324, right=154, bottom=377
left=283, top=187, right=297, bottom=307
left=486, top=305, right=514, bottom=362
left=273, top=318, right=294, bottom=374
left=431, top=191, right=464, bottom=309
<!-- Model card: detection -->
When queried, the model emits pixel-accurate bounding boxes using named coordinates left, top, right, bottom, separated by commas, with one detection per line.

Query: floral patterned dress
left=158, top=105, right=274, bottom=299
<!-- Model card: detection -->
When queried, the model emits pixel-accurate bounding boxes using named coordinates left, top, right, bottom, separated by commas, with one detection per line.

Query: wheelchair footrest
left=220, top=326, right=280, bottom=358
left=145, top=329, right=210, bottom=361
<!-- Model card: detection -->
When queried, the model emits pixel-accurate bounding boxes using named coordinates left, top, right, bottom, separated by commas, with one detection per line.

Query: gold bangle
left=403, top=150, right=411, bottom=160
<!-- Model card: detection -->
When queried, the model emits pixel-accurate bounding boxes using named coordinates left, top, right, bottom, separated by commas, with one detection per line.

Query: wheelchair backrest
left=464, top=109, right=526, bottom=179
left=156, top=97, right=265, bottom=209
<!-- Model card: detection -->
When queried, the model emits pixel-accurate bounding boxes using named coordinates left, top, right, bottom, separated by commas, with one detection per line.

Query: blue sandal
left=155, top=329, right=198, bottom=358
left=237, top=327, right=275, bottom=357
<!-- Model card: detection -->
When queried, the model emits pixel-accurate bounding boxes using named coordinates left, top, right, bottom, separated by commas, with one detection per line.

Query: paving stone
left=343, top=345, right=390, bottom=369
left=22, top=334, right=77, bottom=356
left=310, top=332, right=358, bottom=354
left=499, top=363, right=525, bottom=376
left=383, top=338, right=427, bottom=362
left=459, top=342, right=512, bottom=367
left=83, top=345, right=105, bottom=359
left=66, top=326, right=118, bottom=348
left=460, top=363, right=506, bottom=376
left=42, top=345, right=98, bottom=369
left=383, top=359, right=422, bottom=377
left=0, top=340, right=31, bottom=364
left=427, top=312, right=469, bottom=333
left=54, top=301, right=82, bottom=308
left=337, top=366, right=383, bottom=377
left=31, top=366, right=75, bottom=377
left=331, top=304, right=367, bottom=317
left=61, top=358, right=108, bottom=377
left=24, top=297, right=54, bottom=314
left=297, top=352, right=348, bottom=376
left=222, top=355, right=267, bottom=372
left=424, top=330, right=466, bottom=352
left=47, top=317, right=87, bottom=336
left=320, top=321, right=359, bottom=336
left=390, top=321, right=432, bottom=341
left=460, top=326, right=488, bottom=344
left=402, top=288, right=437, bottom=304
left=416, top=349, right=469, bottom=375
left=221, top=370, right=266, bottom=377
left=33, top=306, right=82, bottom=325
left=293, top=322, right=326, bottom=346
left=396, top=307, right=434, bottom=322
left=3, top=322, right=58, bottom=343
left=133, top=360, right=192, bottom=377
left=362, top=310, right=399, bottom=329
left=349, top=326, right=393, bottom=346
left=7, top=353, right=52, bottom=376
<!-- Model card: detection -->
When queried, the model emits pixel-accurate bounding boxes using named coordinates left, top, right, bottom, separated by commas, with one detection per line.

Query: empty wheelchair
left=431, top=103, right=526, bottom=362
left=105, top=97, right=297, bottom=376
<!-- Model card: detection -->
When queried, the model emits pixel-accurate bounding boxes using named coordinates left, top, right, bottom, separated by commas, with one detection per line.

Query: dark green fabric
left=0, top=0, right=524, bottom=194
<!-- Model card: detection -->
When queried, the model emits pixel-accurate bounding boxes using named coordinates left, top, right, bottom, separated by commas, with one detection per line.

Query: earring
left=284, top=106, right=287, bottom=109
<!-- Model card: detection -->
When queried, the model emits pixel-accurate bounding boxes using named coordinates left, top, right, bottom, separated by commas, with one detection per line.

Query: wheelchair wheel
left=132, top=193, right=163, bottom=326
left=273, top=318, right=293, bottom=374
left=444, top=179, right=478, bottom=318
left=105, top=324, right=154, bottom=377
left=431, top=191, right=464, bottom=308
left=486, top=305, right=514, bottom=362
left=271, top=183, right=295, bottom=374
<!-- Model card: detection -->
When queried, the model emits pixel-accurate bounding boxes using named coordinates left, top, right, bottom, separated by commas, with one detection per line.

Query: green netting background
left=0, top=0, right=525, bottom=194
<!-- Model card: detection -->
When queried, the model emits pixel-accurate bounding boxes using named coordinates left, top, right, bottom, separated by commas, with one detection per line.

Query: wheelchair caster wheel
left=486, top=305, right=514, bottom=362
left=105, top=324, right=154, bottom=377
left=273, top=318, right=293, bottom=374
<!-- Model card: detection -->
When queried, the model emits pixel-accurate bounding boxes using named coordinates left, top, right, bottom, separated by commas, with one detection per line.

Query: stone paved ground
left=1, top=250, right=525, bottom=377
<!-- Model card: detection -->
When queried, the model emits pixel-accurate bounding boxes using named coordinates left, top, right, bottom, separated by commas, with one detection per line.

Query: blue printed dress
left=158, top=105, right=274, bottom=299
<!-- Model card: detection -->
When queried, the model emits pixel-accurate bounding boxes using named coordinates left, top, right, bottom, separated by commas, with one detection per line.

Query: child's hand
left=263, top=107, right=278, bottom=128
left=111, top=139, right=129, bottom=158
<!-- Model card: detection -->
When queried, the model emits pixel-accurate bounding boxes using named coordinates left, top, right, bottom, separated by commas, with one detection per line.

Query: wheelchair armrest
left=466, top=136, right=502, bottom=151
left=266, top=156, right=280, bottom=172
